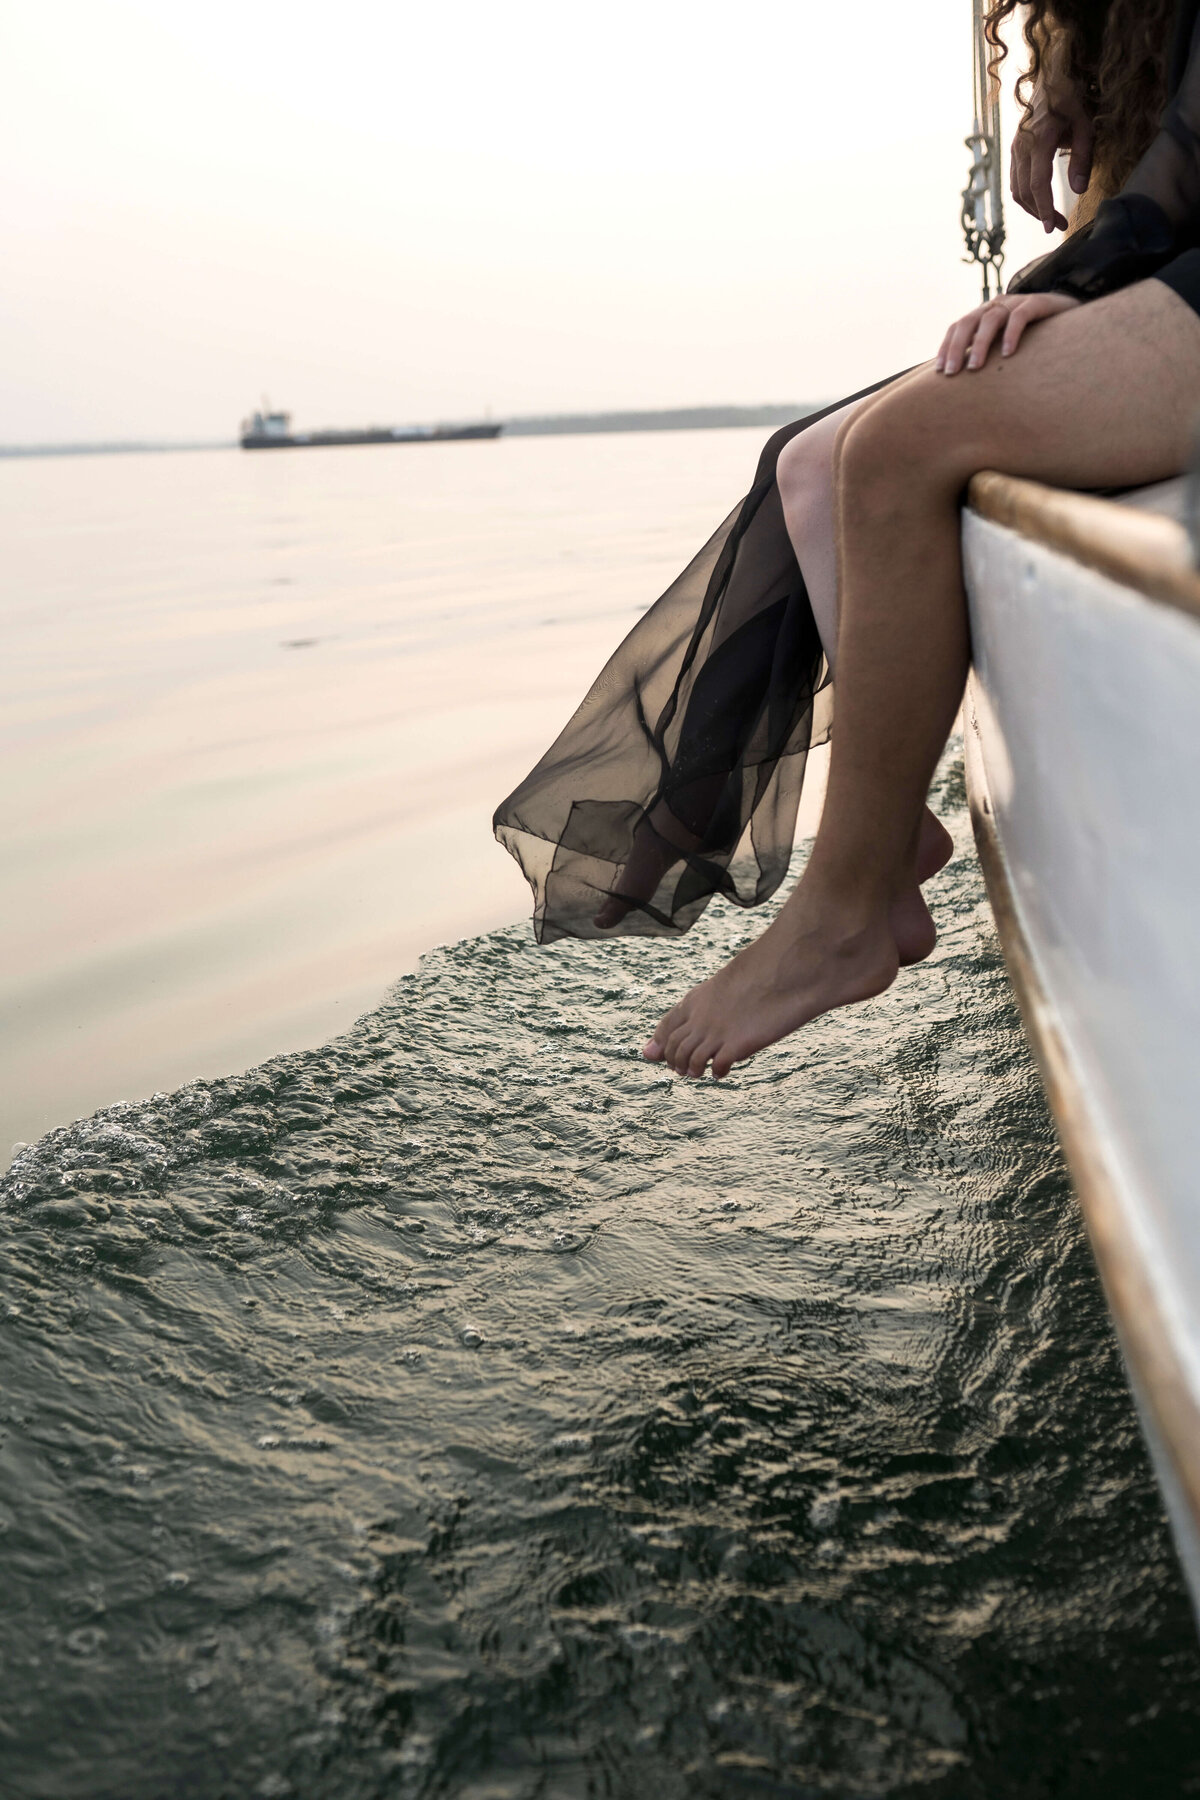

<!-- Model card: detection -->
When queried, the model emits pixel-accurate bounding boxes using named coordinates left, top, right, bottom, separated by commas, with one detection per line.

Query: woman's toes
left=643, top=1001, right=684, bottom=1061
left=684, top=1040, right=713, bottom=1078
left=663, top=1024, right=695, bottom=1071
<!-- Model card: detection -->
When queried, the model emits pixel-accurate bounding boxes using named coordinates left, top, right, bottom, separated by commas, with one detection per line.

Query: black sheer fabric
left=493, top=381, right=894, bottom=942
left=497, top=6, right=1200, bottom=946
left=1011, top=0, right=1200, bottom=300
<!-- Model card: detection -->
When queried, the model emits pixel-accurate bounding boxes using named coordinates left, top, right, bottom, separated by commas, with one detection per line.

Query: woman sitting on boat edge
left=495, top=0, right=1200, bottom=1079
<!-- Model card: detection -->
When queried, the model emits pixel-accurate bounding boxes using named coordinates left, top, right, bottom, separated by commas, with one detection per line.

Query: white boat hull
left=962, top=474, right=1200, bottom=1615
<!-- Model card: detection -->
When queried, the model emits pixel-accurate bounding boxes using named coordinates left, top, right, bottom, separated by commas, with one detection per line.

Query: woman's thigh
left=844, top=280, right=1200, bottom=494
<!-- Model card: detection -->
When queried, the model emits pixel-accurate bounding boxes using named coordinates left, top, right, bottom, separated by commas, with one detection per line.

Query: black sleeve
left=1009, top=2, right=1200, bottom=300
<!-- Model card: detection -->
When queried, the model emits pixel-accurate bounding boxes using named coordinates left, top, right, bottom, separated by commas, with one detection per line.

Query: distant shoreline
left=505, top=403, right=814, bottom=436
left=0, top=404, right=817, bottom=462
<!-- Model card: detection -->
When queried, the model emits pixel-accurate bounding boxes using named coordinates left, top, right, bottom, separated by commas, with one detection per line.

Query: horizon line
left=0, top=402, right=820, bottom=461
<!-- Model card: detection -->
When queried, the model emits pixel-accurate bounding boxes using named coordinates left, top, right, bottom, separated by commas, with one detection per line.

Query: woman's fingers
left=938, top=308, right=986, bottom=375
left=999, top=299, right=1038, bottom=358
left=936, top=320, right=964, bottom=373
left=1012, top=117, right=1065, bottom=228
left=1066, top=116, right=1094, bottom=197
left=1030, top=134, right=1070, bottom=231
left=1010, top=137, right=1033, bottom=218
left=1027, top=134, right=1066, bottom=232
left=940, top=302, right=1011, bottom=375
left=967, top=305, right=1010, bottom=369
left=940, top=292, right=1081, bottom=377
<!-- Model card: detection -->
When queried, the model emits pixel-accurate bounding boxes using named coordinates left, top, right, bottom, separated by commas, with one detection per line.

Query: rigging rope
left=962, top=0, right=1006, bottom=298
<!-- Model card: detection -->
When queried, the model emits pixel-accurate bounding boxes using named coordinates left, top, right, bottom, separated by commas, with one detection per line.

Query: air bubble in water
left=809, top=1491, right=841, bottom=1530
left=550, top=1432, right=592, bottom=1452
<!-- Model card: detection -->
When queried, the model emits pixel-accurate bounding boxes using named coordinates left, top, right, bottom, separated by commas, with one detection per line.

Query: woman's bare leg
left=597, top=393, right=952, bottom=938
left=774, top=400, right=860, bottom=657
left=646, top=278, right=1200, bottom=1076
left=594, top=409, right=864, bottom=932
left=776, top=399, right=954, bottom=963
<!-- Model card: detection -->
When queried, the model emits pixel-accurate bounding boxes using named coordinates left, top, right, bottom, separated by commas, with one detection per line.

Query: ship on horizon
left=239, top=405, right=502, bottom=450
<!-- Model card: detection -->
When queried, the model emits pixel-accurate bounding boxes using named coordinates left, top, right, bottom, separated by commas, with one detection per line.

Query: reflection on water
left=1, top=429, right=788, bottom=1159
left=3, top=757, right=1198, bottom=1797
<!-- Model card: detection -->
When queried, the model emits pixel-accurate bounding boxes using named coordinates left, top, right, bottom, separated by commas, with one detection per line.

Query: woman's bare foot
left=642, top=887, right=899, bottom=1079
left=891, top=809, right=954, bottom=965
left=640, top=811, right=953, bottom=1077
left=915, top=808, right=954, bottom=885
left=593, top=820, right=681, bottom=929
left=890, top=887, right=939, bottom=966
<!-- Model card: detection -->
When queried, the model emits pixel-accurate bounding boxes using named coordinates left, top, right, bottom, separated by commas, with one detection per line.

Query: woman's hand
left=1011, top=52, right=1094, bottom=231
left=936, top=291, right=1082, bottom=374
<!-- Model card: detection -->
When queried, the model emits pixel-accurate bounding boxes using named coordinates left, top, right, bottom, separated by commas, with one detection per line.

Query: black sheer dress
left=495, top=0, right=1200, bottom=945
left=493, top=380, right=891, bottom=944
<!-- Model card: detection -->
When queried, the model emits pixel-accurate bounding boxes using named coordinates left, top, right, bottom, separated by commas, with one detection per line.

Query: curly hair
left=984, top=0, right=1175, bottom=191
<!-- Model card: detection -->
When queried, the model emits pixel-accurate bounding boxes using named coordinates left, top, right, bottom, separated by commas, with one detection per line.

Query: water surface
left=4, top=755, right=1199, bottom=1797
left=3, top=429, right=807, bottom=1158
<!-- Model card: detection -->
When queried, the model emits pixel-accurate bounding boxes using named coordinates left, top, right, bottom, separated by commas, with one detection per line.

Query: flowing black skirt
left=493, top=378, right=895, bottom=943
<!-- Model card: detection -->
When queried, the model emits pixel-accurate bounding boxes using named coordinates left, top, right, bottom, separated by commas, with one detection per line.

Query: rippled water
left=4, top=754, right=1199, bottom=1798
left=1, top=429, right=781, bottom=1161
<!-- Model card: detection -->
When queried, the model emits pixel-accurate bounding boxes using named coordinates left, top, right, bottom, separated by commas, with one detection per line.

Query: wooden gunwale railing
left=969, top=469, right=1200, bottom=620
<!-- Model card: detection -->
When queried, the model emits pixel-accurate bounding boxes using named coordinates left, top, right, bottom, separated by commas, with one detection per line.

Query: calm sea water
left=3, top=431, right=790, bottom=1163
left=3, top=438, right=1200, bottom=1795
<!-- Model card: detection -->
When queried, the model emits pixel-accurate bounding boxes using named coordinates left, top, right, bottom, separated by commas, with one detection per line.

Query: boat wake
left=2, top=752, right=1197, bottom=1798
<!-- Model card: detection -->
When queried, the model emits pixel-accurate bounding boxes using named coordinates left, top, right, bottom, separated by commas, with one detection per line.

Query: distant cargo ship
left=239, top=407, right=502, bottom=450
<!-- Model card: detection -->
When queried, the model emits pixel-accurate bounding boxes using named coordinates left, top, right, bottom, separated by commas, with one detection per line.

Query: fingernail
left=935, top=357, right=944, bottom=373
left=967, top=354, right=979, bottom=370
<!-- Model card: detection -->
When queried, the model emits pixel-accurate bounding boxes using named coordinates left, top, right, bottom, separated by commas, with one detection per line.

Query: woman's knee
left=776, top=431, right=823, bottom=509
left=834, top=377, right=978, bottom=503
left=776, top=417, right=840, bottom=519
left=834, top=395, right=906, bottom=488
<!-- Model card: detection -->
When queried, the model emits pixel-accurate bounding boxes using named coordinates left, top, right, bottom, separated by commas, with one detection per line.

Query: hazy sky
left=2, top=0, right=1054, bottom=442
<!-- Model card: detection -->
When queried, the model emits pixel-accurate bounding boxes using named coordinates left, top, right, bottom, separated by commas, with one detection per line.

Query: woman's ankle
left=777, top=867, right=894, bottom=942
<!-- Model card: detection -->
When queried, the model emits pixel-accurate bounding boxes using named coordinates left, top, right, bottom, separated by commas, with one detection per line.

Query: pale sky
left=1, top=0, right=1054, bottom=442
